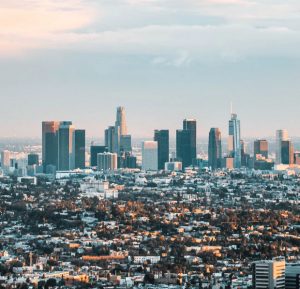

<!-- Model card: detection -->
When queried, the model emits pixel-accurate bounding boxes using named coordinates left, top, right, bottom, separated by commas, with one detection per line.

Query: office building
left=75, top=129, right=85, bottom=169
left=116, top=106, right=127, bottom=136
left=254, top=139, right=269, bottom=160
left=208, top=128, right=222, bottom=170
left=142, top=141, right=158, bottom=171
left=1, top=150, right=10, bottom=168
left=120, top=135, right=132, bottom=153
left=228, top=113, right=241, bottom=168
left=252, top=259, right=285, bottom=289
left=286, top=263, right=300, bottom=289
left=276, top=129, right=289, bottom=164
left=183, top=119, right=197, bottom=161
left=281, top=140, right=294, bottom=165
left=58, top=121, right=75, bottom=171
left=165, top=162, right=182, bottom=172
left=28, top=154, right=39, bottom=166
left=90, top=146, right=107, bottom=167
left=42, top=121, right=60, bottom=171
left=105, top=126, right=116, bottom=153
left=176, top=129, right=192, bottom=168
left=154, top=130, right=169, bottom=170
left=97, top=152, right=118, bottom=171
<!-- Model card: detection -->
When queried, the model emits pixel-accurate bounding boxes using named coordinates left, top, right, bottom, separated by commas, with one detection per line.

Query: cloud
left=0, top=0, right=95, bottom=55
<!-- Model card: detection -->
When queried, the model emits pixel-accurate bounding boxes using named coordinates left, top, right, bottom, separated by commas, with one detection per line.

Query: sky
left=0, top=0, right=300, bottom=139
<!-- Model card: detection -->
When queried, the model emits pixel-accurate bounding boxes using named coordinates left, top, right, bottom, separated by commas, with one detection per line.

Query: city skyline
left=1, top=0, right=300, bottom=138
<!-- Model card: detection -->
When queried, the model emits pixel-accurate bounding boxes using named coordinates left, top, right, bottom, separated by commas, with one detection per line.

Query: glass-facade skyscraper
left=183, top=119, right=197, bottom=162
left=208, top=128, right=222, bottom=170
left=228, top=113, right=241, bottom=168
left=154, top=129, right=169, bottom=170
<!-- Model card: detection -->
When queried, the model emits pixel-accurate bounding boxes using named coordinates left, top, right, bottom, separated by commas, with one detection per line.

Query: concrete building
left=97, top=152, right=118, bottom=171
left=142, top=141, right=158, bottom=171
left=276, top=129, right=289, bottom=164
left=252, top=259, right=285, bottom=289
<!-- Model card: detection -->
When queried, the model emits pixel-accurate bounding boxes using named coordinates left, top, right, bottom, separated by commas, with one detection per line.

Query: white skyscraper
left=97, top=152, right=118, bottom=171
left=142, top=141, right=158, bottom=171
left=276, top=129, right=289, bottom=164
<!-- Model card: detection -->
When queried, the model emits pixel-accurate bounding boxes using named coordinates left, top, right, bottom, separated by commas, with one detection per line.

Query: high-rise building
left=176, top=129, right=192, bottom=168
left=208, top=128, right=222, bottom=170
left=120, top=135, right=132, bottom=153
left=252, top=259, right=285, bottom=289
left=97, top=152, right=118, bottom=171
left=154, top=130, right=169, bottom=170
left=105, top=126, right=116, bottom=153
left=183, top=119, right=197, bottom=162
left=58, top=121, right=75, bottom=171
left=281, top=140, right=294, bottom=165
left=1, top=150, right=10, bottom=169
left=28, top=154, right=39, bottom=166
left=75, top=130, right=85, bottom=169
left=142, top=141, right=158, bottom=171
left=286, top=263, right=300, bottom=289
left=254, top=139, right=269, bottom=160
left=42, top=121, right=60, bottom=171
left=116, top=106, right=127, bottom=136
left=228, top=113, right=241, bottom=168
left=276, top=129, right=289, bottom=164
left=90, top=146, right=107, bottom=167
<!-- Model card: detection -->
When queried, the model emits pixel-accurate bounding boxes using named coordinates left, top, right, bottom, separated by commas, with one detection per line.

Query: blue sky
left=0, top=0, right=300, bottom=138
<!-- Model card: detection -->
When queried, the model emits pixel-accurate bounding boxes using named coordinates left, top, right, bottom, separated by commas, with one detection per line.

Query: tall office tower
left=1, top=150, right=10, bottom=168
left=276, top=129, right=289, bottom=164
left=183, top=119, right=197, bottom=161
left=254, top=139, right=269, bottom=160
left=281, top=140, right=294, bottom=165
left=120, top=135, right=132, bottom=153
left=105, top=126, right=116, bottom=153
left=252, top=259, right=285, bottom=289
left=74, top=129, right=85, bottom=169
left=42, top=121, right=60, bottom=171
left=286, top=263, right=300, bottom=289
left=97, top=152, right=118, bottom=171
left=116, top=106, right=128, bottom=136
left=154, top=130, right=169, bottom=170
left=228, top=113, right=241, bottom=168
left=142, top=141, right=158, bottom=171
left=208, top=128, right=222, bottom=170
left=90, top=145, right=107, bottom=167
left=28, top=154, right=39, bottom=166
left=176, top=129, right=192, bottom=168
left=58, top=121, right=75, bottom=171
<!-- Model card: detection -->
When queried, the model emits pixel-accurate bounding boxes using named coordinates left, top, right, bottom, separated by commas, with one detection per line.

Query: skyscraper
left=28, top=154, right=39, bottom=166
left=142, top=141, right=158, bottom=171
left=176, top=129, right=192, bottom=168
left=208, top=128, right=222, bottom=170
left=115, top=106, right=127, bottom=136
left=105, top=126, right=116, bottom=153
left=90, top=145, right=107, bottom=167
left=1, top=150, right=10, bottom=169
left=58, top=121, right=75, bottom=171
left=183, top=119, right=197, bottom=162
left=75, top=129, right=85, bottom=169
left=276, top=129, right=289, bottom=164
left=97, top=152, right=118, bottom=171
left=120, top=135, right=132, bottom=153
left=228, top=113, right=241, bottom=168
left=281, top=140, right=294, bottom=165
left=254, top=139, right=268, bottom=160
left=154, top=130, right=169, bottom=170
left=42, top=121, right=60, bottom=172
